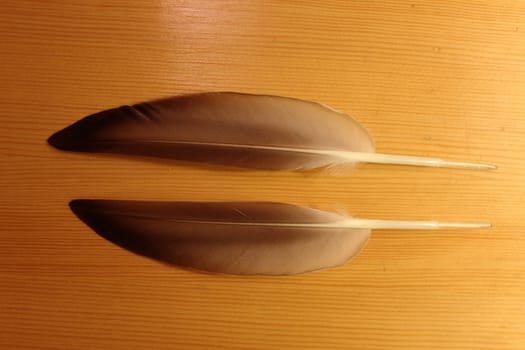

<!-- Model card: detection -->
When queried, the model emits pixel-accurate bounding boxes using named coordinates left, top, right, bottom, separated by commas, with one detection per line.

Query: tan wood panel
left=1, top=1, right=523, bottom=349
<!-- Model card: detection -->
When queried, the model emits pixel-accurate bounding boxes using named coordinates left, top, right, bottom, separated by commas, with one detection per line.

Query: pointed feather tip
left=69, top=199, right=123, bottom=248
left=48, top=118, right=93, bottom=151
left=48, top=107, right=121, bottom=151
left=69, top=199, right=106, bottom=226
left=69, top=199, right=84, bottom=211
left=48, top=127, right=72, bottom=150
left=69, top=199, right=90, bottom=218
left=69, top=200, right=101, bottom=241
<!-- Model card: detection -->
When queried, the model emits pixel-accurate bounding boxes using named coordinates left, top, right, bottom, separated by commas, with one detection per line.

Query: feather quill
left=48, top=92, right=495, bottom=170
left=70, top=200, right=490, bottom=275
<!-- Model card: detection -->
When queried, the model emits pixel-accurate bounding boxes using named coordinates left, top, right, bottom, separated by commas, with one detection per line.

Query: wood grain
left=1, top=0, right=524, bottom=349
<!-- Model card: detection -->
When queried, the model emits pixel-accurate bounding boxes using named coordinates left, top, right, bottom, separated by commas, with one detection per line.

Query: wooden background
left=1, top=1, right=524, bottom=349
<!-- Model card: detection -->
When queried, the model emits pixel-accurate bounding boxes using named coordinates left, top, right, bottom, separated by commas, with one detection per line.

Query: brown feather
left=70, top=200, right=371, bottom=275
left=48, top=92, right=375, bottom=170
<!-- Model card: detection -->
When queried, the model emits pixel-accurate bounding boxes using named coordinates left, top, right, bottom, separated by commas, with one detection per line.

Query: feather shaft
left=97, top=140, right=494, bottom=169
left=337, top=218, right=491, bottom=229
left=146, top=218, right=491, bottom=229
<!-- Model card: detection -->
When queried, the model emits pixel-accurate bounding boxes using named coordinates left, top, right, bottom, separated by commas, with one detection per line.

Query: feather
left=70, top=200, right=490, bottom=275
left=48, top=92, right=495, bottom=170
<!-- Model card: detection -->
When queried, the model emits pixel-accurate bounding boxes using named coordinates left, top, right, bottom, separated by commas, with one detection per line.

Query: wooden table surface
left=1, top=1, right=524, bottom=349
